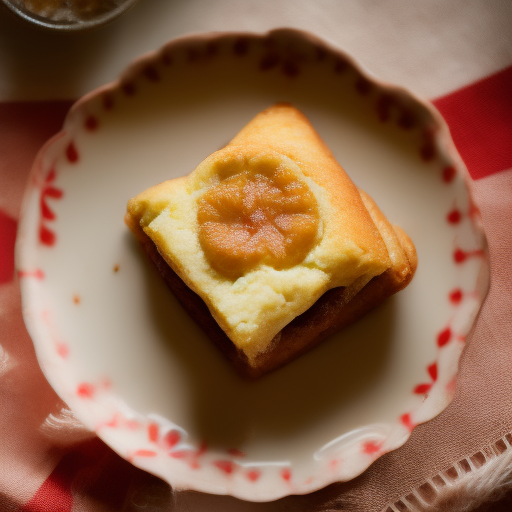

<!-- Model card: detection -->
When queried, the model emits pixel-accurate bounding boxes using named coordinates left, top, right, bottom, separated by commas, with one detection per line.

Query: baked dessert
left=126, top=104, right=417, bottom=378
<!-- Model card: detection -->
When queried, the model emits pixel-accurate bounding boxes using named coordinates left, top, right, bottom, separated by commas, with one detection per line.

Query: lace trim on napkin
left=383, top=433, right=512, bottom=512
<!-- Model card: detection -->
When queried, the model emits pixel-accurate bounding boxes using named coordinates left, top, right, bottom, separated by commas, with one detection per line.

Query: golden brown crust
left=126, top=105, right=417, bottom=378
left=393, top=224, right=419, bottom=283
left=126, top=105, right=394, bottom=359
left=358, top=189, right=417, bottom=286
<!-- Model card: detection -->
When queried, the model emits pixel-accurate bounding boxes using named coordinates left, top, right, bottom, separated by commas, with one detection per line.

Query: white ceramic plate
left=17, top=29, right=488, bottom=501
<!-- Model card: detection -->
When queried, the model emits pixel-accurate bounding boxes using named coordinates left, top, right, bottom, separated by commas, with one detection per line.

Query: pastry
left=126, top=104, right=417, bottom=378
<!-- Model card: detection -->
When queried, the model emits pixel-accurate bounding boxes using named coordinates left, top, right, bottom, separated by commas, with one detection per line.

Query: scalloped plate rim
left=16, top=28, right=489, bottom=501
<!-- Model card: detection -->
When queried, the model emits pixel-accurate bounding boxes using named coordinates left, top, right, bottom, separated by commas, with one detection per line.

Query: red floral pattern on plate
left=38, top=168, right=63, bottom=246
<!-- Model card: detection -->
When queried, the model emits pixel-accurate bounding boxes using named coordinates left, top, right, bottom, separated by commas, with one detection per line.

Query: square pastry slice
left=126, top=104, right=417, bottom=378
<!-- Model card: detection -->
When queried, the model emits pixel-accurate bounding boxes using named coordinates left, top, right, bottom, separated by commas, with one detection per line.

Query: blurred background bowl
left=1, top=0, right=139, bottom=31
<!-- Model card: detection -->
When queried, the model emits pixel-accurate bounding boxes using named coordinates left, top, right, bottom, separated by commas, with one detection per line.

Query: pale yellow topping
left=197, top=166, right=320, bottom=278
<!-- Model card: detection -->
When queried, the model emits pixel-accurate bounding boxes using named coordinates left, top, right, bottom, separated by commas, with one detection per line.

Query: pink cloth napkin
left=0, top=65, right=511, bottom=511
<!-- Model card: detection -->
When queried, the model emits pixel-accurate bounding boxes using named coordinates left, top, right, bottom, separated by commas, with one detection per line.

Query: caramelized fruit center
left=197, top=165, right=319, bottom=278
